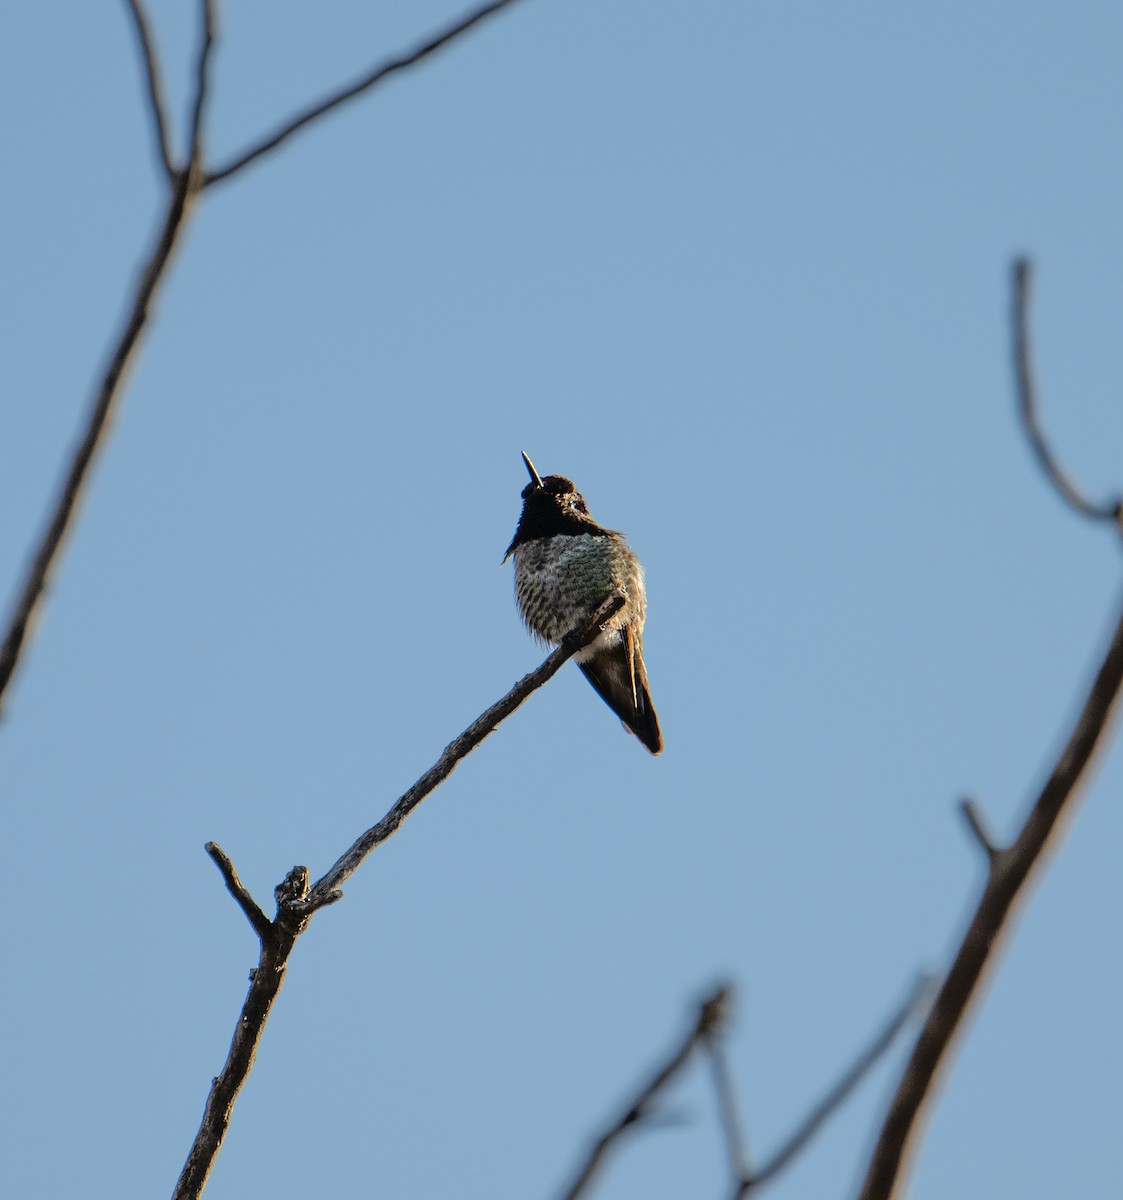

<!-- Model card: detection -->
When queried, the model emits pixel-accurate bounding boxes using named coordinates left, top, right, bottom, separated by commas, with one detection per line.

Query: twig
left=123, top=0, right=176, bottom=178
left=703, top=1024, right=750, bottom=1186
left=206, top=841, right=272, bottom=942
left=1011, top=258, right=1123, bottom=530
left=559, top=985, right=732, bottom=1200
left=858, top=594, right=1123, bottom=1200
left=743, top=974, right=931, bottom=1193
left=958, top=797, right=1001, bottom=864
left=203, top=0, right=525, bottom=187
left=295, top=591, right=627, bottom=914
left=558, top=973, right=927, bottom=1200
left=186, top=0, right=217, bottom=174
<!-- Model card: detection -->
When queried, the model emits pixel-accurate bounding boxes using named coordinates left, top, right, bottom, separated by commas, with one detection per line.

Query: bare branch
left=123, top=0, right=176, bottom=178
left=186, top=0, right=218, bottom=174
left=173, top=881, right=302, bottom=1200
left=859, top=595, right=1123, bottom=1200
left=1011, top=258, right=1123, bottom=530
left=703, top=1024, right=751, bottom=1186
left=294, top=591, right=627, bottom=915
left=0, top=174, right=200, bottom=717
left=184, top=602, right=627, bottom=1195
left=0, top=0, right=227, bottom=717
left=745, top=974, right=931, bottom=1193
left=558, top=985, right=732, bottom=1200
left=958, top=797, right=1001, bottom=864
left=203, top=0, right=525, bottom=187
left=4, top=0, right=529, bottom=718
left=206, top=841, right=272, bottom=942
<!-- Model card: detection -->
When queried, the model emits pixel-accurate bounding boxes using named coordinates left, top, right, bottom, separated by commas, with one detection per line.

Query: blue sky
left=2, top=2, right=1122, bottom=1197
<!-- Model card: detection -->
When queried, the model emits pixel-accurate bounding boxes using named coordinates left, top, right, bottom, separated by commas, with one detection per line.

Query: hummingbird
left=504, top=452, right=663, bottom=755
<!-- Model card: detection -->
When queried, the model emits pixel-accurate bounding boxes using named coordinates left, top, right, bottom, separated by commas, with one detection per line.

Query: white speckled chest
left=512, top=532, right=646, bottom=646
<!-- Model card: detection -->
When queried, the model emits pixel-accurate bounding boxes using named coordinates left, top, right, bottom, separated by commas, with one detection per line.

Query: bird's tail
left=577, top=631, right=663, bottom=755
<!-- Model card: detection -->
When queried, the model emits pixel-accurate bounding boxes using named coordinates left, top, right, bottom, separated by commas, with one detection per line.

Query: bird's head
left=504, top=452, right=597, bottom=559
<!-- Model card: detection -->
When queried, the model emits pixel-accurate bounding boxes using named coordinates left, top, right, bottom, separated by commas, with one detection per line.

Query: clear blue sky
left=2, top=2, right=1122, bottom=1197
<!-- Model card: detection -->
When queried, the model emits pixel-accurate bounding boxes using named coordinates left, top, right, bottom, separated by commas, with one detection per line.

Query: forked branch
left=559, top=975, right=927, bottom=1200
left=858, top=261, right=1123, bottom=1200
left=559, top=986, right=732, bottom=1200
left=179, top=595, right=625, bottom=1198
left=0, top=0, right=527, bottom=719
left=0, top=0, right=213, bottom=717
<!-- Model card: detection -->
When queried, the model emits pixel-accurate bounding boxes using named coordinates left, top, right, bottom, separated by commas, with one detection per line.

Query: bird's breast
left=512, top=533, right=644, bottom=644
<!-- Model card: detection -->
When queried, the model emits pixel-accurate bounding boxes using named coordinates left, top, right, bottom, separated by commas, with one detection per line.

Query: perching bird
left=504, top=452, right=662, bottom=755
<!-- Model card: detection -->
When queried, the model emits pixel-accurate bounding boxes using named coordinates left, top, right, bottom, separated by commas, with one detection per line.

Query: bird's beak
left=521, top=451, right=544, bottom=489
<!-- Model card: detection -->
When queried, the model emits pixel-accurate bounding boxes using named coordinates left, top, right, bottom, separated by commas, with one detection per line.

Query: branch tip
left=959, top=797, right=1001, bottom=862
left=124, top=0, right=176, bottom=178
left=1012, top=255, right=1031, bottom=295
left=204, top=0, right=526, bottom=187
left=274, top=865, right=310, bottom=909
left=185, top=0, right=217, bottom=179
left=206, top=842, right=272, bottom=942
left=1012, top=255, right=1123, bottom=527
left=698, top=982, right=733, bottom=1039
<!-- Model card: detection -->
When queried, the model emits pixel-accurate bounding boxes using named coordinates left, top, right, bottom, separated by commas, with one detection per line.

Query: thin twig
left=206, top=842, right=272, bottom=942
left=745, top=974, right=932, bottom=1193
left=858, top=595, right=1123, bottom=1200
left=958, top=797, right=1000, bottom=864
left=123, top=0, right=176, bottom=178
left=703, top=1027, right=750, bottom=1186
left=186, top=0, right=217, bottom=173
left=294, top=591, right=627, bottom=914
left=559, top=985, right=732, bottom=1200
left=1011, top=258, right=1123, bottom=529
left=203, top=0, right=525, bottom=187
